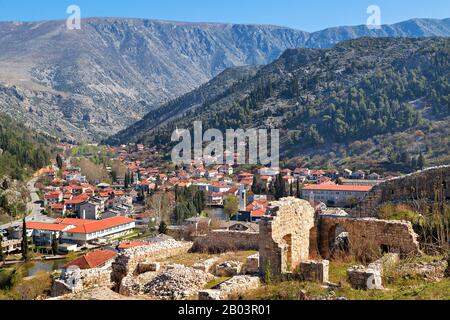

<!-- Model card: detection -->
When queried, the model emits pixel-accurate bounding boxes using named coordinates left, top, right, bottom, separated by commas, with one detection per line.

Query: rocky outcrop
left=0, top=176, right=29, bottom=217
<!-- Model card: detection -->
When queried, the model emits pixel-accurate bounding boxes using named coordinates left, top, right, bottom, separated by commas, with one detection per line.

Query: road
left=1, top=171, right=55, bottom=231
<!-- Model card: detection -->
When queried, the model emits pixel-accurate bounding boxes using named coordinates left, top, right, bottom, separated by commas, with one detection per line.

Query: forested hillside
left=0, top=114, right=55, bottom=180
left=112, top=37, right=449, bottom=173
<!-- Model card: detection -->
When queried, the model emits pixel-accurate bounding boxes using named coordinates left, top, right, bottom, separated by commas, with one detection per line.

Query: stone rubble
left=143, top=265, right=215, bottom=300
left=398, top=260, right=448, bottom=282
left=199, top=276, right=261, bottom=300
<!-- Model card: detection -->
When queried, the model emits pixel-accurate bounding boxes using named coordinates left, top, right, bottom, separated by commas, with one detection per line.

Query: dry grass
left=239, top=256, right=450, bottom=301
left=160, top=250, right=257, bottom=268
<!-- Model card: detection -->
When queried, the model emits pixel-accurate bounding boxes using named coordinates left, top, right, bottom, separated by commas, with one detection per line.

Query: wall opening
left=328, top=224, right=349, bottom=259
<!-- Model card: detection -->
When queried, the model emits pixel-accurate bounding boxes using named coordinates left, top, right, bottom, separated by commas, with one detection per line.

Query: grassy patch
left=240, top=257, right=450, bottom=301
left=161, top=250, right=257, bottom=268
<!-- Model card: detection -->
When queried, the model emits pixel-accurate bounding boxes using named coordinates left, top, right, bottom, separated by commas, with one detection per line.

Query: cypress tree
left=158, top=221, right=168, bottom=235
left=418, top=152, right=426, bottom=170
left=21, top=218, right=29, bottom=261
left=52, top=232, right=58, bottom=256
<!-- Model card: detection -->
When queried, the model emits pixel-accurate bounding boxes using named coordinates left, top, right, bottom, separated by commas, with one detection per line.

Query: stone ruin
left=51, top=192, right=428, bottom=299
left=259, top=198, right=316, bottom=276
left=258, top=197, right=422, bottom=284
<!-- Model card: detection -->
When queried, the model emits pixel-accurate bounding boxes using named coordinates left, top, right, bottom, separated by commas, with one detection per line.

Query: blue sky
left=0, top=0, right=448, bottom=31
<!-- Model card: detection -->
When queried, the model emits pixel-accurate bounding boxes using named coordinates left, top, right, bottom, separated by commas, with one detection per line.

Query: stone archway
left=327, top=224, right=350, bottom=259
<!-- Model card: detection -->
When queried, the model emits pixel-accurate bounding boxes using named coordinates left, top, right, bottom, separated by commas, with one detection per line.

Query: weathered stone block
left=244, top=253, right=260, bottom=274
left=299, top=260, right=329, bottom=284
left=347, top=265, right=383, bottom=290
left=193, top=257, right=219, bottom=273
left=215, top=261, right=242, bottom=277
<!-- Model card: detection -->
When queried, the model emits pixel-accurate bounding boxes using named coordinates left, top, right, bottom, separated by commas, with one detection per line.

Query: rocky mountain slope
left=110, top=37, right=449, bottom=172
left=0, top=17, right=449, bottom=141
left=0, top=18, right=309, bottom=142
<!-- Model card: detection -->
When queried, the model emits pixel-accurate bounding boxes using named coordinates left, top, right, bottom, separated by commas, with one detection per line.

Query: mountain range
left=0, top=17, right=449, bottom=141
left=108, top=37, right=449, bottom=172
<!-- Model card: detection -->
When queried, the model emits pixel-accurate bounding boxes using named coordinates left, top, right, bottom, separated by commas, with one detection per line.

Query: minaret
left=239, top=184, right=247, bottom=212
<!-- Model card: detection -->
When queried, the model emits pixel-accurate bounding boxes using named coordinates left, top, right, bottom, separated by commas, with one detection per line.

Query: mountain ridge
left=109, top=37, right=449, bottom=172
left=0, top=17, right=448, bottom=141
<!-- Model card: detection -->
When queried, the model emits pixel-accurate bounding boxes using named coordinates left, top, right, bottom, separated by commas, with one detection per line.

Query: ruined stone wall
left=319, top=216, right=421, bottom=259
left=192, top=230, right=259, bottom=253
left=352, top=166, right=450, bottom=218
left=111, top=240, right=192, bottom=291
left=51, top=267, right=113, bottom=297
left=259, top=198, right=315, bottom=276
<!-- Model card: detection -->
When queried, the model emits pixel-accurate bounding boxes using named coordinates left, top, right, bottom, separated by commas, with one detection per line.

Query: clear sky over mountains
left=0, top=0, right=448, bottom=31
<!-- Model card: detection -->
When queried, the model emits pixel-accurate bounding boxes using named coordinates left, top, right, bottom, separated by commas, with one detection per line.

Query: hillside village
left=1, top=142, right=449, bottom=300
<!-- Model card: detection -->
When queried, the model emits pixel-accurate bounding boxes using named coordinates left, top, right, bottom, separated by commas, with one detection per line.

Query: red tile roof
left=303, top=184, right=372, bottom=192
left=26, top=222, right=70, bottom=232
left=56, top=216, right=135, bottom=234
left=64, top=250, right=117, bottom=270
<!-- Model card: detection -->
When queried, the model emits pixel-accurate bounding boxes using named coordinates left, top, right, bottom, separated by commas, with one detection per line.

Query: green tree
left=158, top=221, right=168, bottom=235
left=273, top=174, right=286, bottom=200
left=418, top=152, right=426, bottom=170
left=51, top=232, right=58, bottom=256
left=252, top=176, right=261, bottom=194
left=21, top=218, right=29, bottom=261
left=224, top=195, right=239, bottom=221
left=296, top=179, right=303, bottom=199
left=56, top=154, right=63, bottom=170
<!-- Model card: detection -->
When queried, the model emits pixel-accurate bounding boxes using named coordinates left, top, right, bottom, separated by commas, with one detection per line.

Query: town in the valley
left=0, top=142, right=449, bottom=300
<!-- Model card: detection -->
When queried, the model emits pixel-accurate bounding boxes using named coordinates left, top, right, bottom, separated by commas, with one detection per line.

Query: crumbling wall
left=51, top=267, right=113, bottom=297
left=259, top=198, right=315, bottom=276
left=319, top=216, right=421, bottom=259
left=111, top=240, right=192, bottom=291
left=352, top=166, right=450, bottom=218
left=192, top=230, right=259, bottom=253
